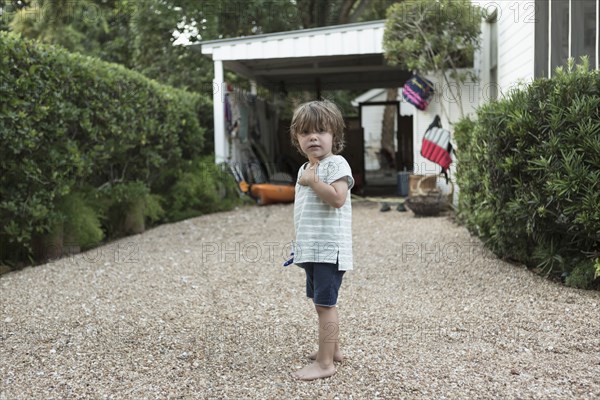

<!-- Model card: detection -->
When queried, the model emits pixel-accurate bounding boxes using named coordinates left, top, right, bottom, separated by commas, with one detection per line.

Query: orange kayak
left=250, top=183, right=295, bottom=205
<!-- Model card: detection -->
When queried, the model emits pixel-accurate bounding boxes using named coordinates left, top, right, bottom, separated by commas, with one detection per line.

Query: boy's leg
left=309, top=316, right=343, bottom=361
left=315, top=305, right=339, bottom=365
left=292, top=305, right=338, bottom=380
left=309, top=343, right=343, bottom=361
left=292, top=263, right=344, bottom=381
left=302, top=262, right=342, bottom=360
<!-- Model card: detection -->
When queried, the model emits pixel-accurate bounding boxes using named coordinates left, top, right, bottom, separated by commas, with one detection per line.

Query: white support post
left=568, top=0, right=572, bottom=59
left=213, top=60, right=227, bottom=164
left=549, top=0, right=552, bottom=78
left=596, top=0, right=600, bottom=69
left=250, top=80, right=257, bottom=95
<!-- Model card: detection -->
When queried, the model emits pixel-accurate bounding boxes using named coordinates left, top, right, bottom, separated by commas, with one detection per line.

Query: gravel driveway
left=1, top=202, right=599, bottom=399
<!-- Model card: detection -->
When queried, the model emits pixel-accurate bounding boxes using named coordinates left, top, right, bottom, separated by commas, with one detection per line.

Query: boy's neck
left=308, top=153, right=333, bottom=165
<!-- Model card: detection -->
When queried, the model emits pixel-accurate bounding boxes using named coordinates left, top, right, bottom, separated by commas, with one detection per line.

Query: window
left=571, top=0, right=597, bottom=67
left=535, top=0, right=599, bottom=78
left=535, top=0, right=550, bottom=78
left=488, top=12, right=498, bottom=101
left=551, top=0, right=570, bottom=72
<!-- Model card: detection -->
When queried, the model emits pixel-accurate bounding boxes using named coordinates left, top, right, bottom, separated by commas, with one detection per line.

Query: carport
left=193, top=20, right=412, bottom=192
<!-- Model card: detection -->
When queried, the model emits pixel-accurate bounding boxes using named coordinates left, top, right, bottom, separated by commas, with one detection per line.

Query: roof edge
left=193, top=19, right=385, bottom=49
left=351, top=88, right=386, bottom=106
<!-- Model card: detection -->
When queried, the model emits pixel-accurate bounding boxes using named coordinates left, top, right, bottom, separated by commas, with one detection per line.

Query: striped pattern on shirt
left=293, top=155, right=354, bottom=271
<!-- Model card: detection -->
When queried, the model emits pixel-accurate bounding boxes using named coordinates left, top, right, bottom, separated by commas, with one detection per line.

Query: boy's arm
left=299, top=168, right=348, bottom=208
left=312, top=178, right=348, bottom=208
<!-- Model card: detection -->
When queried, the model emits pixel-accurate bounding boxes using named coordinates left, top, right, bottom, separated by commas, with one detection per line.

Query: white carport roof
left=192, top=20, right=409, bottom=162
left=194, top=19, right=409, bottom=91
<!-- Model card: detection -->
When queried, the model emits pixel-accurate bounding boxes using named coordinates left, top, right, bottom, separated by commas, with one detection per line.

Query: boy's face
left=298, top=126, right=333, bottom=162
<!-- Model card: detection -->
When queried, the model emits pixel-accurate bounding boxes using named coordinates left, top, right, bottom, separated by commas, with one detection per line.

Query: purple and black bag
left=402, top=74, right=435, bottom=111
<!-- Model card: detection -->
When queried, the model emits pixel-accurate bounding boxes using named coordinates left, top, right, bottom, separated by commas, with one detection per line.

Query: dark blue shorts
left=300, top=262, right=345, bottom=307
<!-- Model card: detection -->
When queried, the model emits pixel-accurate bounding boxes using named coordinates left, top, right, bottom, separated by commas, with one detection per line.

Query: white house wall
left=406, top=73, right=480, bottom=205
left=496, top=1, right=536, bottom=94
left=406, top=1, right=536, bottom=202
left=473, top=0, right=535, bottom=97
left=408, top=1, right=537, bottom=176
left=411, top=74, right=479, bottom=174
left=407, top=2, right=536, bottom=183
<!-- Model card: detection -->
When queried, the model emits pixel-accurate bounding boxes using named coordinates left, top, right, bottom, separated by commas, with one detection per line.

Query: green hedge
left=0, top=32, right=237, bottom=267
left=454, top=59, right=600, bottom=289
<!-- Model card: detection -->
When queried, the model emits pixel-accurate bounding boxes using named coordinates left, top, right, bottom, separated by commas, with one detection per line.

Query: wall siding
left=471, top=0, right=536, bottom=99
left=496, top=1, right=536, bottom=95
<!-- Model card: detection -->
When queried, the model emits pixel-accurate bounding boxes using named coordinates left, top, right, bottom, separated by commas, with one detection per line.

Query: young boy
left=289, top=100, right=354, bottom=381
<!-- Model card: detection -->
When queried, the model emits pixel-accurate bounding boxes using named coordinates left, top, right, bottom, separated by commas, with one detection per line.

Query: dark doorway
left=397, top=115, right=414, bottom=172
left=357, top=101, right=413, bottom=196
left=342, top=117, right=365, bottom=193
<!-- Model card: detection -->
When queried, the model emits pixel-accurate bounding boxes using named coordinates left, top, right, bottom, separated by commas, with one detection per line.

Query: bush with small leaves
left=455, top=58, right=600, bottom=289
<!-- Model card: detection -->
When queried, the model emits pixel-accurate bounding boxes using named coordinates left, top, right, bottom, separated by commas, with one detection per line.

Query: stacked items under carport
left=224, top=87, right=295, bottom=205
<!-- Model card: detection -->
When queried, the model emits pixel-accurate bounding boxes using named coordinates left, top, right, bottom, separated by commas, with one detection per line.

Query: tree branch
left=348, top=0, right=369, bottom=23
left=445, top=55, right=466, bottom=119
left=338, top=0, right=357, bottom=24
left=385, top=0, right=482, bottom=124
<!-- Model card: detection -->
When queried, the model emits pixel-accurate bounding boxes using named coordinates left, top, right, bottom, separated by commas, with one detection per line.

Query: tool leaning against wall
left=223, top=86, right=295, bottom=205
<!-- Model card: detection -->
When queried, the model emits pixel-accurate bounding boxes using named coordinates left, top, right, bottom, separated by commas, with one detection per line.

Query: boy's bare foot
left=291, top=362, right=336, bottom=381
left=308, top=350, right=343, bottom=362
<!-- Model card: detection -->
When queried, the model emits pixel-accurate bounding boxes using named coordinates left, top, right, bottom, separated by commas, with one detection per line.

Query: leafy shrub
left=94, top=181, right=165, bottom=238
left=455, top=58, right=600, bottom=289
left=57, top=191, right=104, bottom=250
left=0, top=32, right=211, bottom=265
left=565, top=259, right=600, bottom=290
left=166, top=157, right=242, bottom=222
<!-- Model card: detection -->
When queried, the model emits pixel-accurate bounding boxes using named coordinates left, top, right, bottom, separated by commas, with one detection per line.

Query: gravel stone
left=1, top=202, right=599, bottom=399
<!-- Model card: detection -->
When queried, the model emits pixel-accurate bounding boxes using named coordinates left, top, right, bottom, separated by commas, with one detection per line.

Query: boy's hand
left=298, top=163, right=319, bottom=186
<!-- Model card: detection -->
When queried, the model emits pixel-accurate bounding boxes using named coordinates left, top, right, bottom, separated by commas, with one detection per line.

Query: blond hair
left=290, top=100, right=346, bottom=154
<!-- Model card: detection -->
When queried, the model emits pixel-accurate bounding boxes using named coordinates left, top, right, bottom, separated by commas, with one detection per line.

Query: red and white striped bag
left=421, top=116, right=453, bottom=180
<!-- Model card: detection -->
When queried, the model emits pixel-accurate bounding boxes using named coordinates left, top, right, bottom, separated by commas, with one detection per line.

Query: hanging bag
left=402, top=74, right=435, bottom=111
left=421, top=115, right=453, bottom=182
